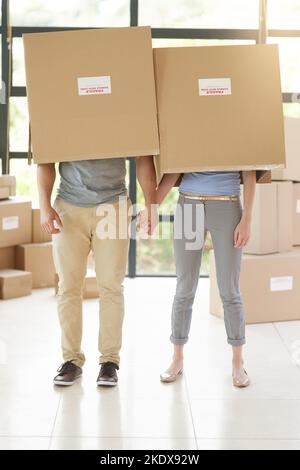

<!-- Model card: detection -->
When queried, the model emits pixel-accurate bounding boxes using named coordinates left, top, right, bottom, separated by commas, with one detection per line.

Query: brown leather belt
left=180, top=192, right=239, bottom=202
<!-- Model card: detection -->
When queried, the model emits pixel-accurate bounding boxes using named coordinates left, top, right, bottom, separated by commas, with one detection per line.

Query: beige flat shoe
left=160, top=369, right=183, bottom=383
left=232, top=369, right=250, bottom=388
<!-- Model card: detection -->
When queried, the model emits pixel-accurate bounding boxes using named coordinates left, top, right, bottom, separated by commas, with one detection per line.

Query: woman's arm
left=37, top=163, right=62, bottom=234
left=234, top=170, right=256, bottom=248
left=156, top=173, right=181, bottom=206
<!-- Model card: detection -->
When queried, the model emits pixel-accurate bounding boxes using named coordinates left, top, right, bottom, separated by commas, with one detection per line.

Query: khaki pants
left=52, top=196, right=131, bottom=368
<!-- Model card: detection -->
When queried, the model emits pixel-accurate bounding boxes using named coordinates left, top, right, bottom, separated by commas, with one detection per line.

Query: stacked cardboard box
left=0, top=270, right=32, bottom=300
left=16, top=242, right=55, bottom=288
left=293, top=183, right=300, bottom=246
left=272, top=117, right=300, bottom=182
left=54, top=269, right=98, bottom=299
left=0, top=183, right=57, bottom=298
left=243, top=181, right=293, bottom=255
left=0, top=175, right=16, bottom=199
left=210, top=249, right=300, bottom=324
left=0, top=195, right=34, bottom=299
left=14, top=206, right=55, bottom=289
left=0, top=197, right=32, bottom=248
left=272, top=117, right=300, bottom=248
left=0, top=247, right=15, bottom=270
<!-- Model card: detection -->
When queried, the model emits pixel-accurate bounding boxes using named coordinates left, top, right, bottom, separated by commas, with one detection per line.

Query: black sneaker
left=53, top=360, right=82, bottom=386
left=97, top=362, right=119, bottom=387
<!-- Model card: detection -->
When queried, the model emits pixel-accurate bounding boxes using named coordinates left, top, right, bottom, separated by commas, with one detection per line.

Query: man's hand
left=234, top=216, right=251, bottom=248
left=40, top=205, right=63, bottom=235
left=138, top=203, right=159, bottom=235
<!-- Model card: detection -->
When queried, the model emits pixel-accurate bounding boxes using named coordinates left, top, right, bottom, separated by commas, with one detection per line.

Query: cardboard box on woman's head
left=154, top=44, right=285, bottom=184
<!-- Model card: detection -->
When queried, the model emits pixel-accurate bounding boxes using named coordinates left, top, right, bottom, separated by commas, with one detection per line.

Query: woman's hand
left=234, top=215, right=251, bottom=248
left=40, top=205, right=63, bottom=235
left=137, top=203, right=159, bottom=235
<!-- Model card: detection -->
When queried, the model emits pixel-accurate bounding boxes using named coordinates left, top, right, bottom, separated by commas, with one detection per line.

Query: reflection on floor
left=1, top=278, right=300, bottom=450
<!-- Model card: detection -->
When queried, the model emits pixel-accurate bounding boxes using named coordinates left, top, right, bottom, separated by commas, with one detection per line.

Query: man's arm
left=136, top=156, right=158, bottom=234
left=37, top=163, right=62, bottom=234
left=136, top=156, right=157, bottom=206
left=234, top=170, right=256, bottom=248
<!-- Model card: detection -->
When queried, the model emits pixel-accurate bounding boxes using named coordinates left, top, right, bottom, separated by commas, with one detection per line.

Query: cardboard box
left=32, top=208, right=52, bottom=243
left=293, top=183, right=300, bottom=246
left=16, top=242, right=55, bottom=288
left=0, top=187, right=10, bottom=200
left=155, top=164, right=271, bottom=187
left=55, top=269, right=98, bottom=299
left=154, top=44, right=285, bottom=175
left=272, top=117, right=300, bottom=182
left=210, top=249, right=300, bottom=324
left=0, top=198, right=32, bottom=248
left=243, top=181, right=293, bottom=255
left=0, top=269, right=32, bottom=300
left=23, top=27, right=159, bottom=164
left=0, top=175, right=16, bottom=197
left=0, top=247, right=15, bottom=269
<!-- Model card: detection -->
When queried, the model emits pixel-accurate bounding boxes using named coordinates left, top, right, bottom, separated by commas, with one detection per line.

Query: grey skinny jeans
left=171, top=195, right=245, bottom=347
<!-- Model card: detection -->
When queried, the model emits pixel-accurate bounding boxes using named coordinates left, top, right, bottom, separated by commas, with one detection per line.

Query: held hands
left=40, top=205, right=63, bottom=235
left=234, top=216, right=251, bottom=248
left=137, top=203, right=159, bottom=236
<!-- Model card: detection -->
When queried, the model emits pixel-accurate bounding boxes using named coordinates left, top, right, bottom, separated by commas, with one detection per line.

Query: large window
left=1, top=0, right=300, bottom=276
left=10, top=0, right=129, bottom=27
left=268, top=0, right=300, bottom=28
left=139, top=0, right=260, bottom=29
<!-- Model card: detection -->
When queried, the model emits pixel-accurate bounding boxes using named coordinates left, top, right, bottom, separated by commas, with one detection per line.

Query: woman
left=156, top=170, right=256, bottom=387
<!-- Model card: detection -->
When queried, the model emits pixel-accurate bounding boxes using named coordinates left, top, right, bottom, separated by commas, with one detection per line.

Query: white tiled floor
left=1, top=278, right=300, bottom=450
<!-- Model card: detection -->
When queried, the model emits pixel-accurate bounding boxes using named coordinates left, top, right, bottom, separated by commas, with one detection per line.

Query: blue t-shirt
left=179, top=171, right=241, bottom=196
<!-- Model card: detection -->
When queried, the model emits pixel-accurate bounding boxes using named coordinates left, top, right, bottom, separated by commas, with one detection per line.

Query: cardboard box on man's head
left=23, top=27, right=159, bottom=164
left=154, top=44, right=285, bottom=178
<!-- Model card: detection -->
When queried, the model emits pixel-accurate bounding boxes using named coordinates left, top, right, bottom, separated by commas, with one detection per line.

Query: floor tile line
left=50, top=434, right=196, bottom=439
left=195, top=437, right=300, bottom=441
left=48, top=394, right=62, bottom=449
left=180, top=397, right=300, bottom=401
left=0, top=435, right=52, bottom=438
left=272, top=322, right=300, bottom=373
left=2, top=434, right=300, bottom=443
left=183, top=373, right=199, bottom=451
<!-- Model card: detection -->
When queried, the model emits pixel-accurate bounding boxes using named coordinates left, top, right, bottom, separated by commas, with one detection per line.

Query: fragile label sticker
left=2, top=216, right=19, bottom=231
left=270, top=276, right=293, bottom=292
left=296, top=200, right=300, bottom=213
left=78, top=76, right=111, bottom=96
left=199, top=78, right=232, bottom=96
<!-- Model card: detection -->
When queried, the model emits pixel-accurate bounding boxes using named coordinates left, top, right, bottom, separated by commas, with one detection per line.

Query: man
left=38, top=156, right=156, bottom=386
